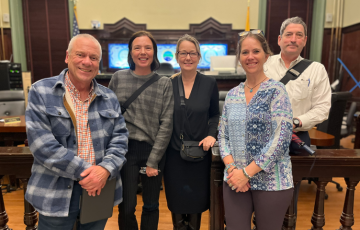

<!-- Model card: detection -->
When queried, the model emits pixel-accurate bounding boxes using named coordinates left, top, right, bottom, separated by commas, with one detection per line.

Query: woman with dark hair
left=218, top=30, right=293, bottom=230
left=109, top=31, right=174, bottom=230
left=164, top=34, right=219, bottom=230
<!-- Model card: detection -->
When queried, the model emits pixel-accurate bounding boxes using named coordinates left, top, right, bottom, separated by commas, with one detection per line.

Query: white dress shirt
left=264, top=54, right=332, bottom=131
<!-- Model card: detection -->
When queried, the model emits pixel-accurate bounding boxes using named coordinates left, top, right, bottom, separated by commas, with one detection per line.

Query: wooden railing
left=0, top=147, right=37, bottom=230
left=1, top=147, right=360, bottom=230
left=210, top=147, right=360, bottom=230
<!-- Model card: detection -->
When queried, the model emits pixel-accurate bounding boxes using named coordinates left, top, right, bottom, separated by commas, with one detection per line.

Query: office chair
left=219, top=91, right=228, bottom=115
left=341, top=101, right=357, bottom=139
left=0, top=90, right=26, bottom=116
left=315, top=91, right=352, bottom=198
left=156, top=63, right=175, bottom=76
left=317, top=91, right=352, bottom=149
left=333, top=66, right=344, bottom=92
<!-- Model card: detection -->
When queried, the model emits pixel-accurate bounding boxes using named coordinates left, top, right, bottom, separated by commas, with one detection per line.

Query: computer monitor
left=108, top=43, right=228, bottom=70
left=199, top=44, right=228, bottom=69
left=108, top=43, right=180, bottom=70
left=108, top=43, right=130, bottom=69
left=157, top=44, right=179, bottom=69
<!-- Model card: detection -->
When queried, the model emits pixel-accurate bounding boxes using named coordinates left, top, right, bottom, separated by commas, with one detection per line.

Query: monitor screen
left=108, top=43, right=228, bottom=70
left=108, top=43, right=130, bottom=69
left=199, top=44, right=228, bottom=69
left=157, top=44, right=179, bottom=69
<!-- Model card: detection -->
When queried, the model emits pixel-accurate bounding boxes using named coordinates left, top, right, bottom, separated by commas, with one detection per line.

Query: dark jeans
left=38, top=181, right=108, bottom=230
left=118, top=140, right=165, bottom=230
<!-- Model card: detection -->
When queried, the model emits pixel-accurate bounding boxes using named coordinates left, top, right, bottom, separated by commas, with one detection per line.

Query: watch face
left=293, top=119, right=300, bottom=125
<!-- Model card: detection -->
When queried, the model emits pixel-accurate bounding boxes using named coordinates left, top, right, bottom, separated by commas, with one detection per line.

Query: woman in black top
left=164, top=34, right=219, bottom=230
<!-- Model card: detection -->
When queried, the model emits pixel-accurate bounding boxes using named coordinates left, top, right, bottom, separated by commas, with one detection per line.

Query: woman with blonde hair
left=164, top=34, right=219, bottom=230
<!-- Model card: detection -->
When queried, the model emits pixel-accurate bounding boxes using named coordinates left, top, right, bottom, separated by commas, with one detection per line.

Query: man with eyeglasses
left=264, top=16, right=331, bottom=227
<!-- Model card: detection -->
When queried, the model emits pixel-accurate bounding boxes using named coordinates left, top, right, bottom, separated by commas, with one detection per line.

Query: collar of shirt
left=65, top=72, right=94, bottom=102
left=278, top=53, right=303, bottom=69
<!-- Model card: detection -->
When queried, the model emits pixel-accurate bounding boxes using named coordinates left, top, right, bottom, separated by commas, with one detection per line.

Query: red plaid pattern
left=65, top=73, right=95, bottom=165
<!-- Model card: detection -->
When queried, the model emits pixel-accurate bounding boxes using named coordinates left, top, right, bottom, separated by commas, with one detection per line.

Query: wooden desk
left=210, top=147, right=360, bottom=230
left=95, top=73, right=246, bottom=91
left=308, top=128, right=335, bottom=146
left=0, top=115, right=27, bottom=146
left=0, top=147, right=37, bottom=230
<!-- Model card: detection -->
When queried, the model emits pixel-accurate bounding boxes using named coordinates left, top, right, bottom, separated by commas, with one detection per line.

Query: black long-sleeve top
left=169, top=72, right=219, bottom=151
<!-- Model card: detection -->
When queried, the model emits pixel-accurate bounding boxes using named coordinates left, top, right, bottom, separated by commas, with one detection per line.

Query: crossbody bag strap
left=121, top=74, right=161, bottom=114
left=178, top=75, right=186, bottom=140
left=280, top=59, right=313, bottom=85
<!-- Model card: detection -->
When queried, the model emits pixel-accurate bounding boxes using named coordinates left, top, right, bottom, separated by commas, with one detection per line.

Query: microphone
left=291, top=133, right=315, bottom=155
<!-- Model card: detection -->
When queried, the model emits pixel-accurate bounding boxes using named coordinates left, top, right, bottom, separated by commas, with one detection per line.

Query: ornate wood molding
left=81, top=17, right=242, bottom=72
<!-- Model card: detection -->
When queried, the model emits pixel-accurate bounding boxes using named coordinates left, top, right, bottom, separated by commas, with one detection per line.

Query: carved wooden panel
left=23, top=0, right=70, bottom=82
left=266, top=0, right=314, bottom=57
left=82, top=18, right=242, bottom=73
left=339, top=23, right=360, bottom=97
left=0, top=28, right=12, bottom=61
left=321, top=28, right=331, bottom=73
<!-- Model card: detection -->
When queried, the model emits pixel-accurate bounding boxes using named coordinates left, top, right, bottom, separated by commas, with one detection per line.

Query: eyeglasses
left=239, top=30, right=264, bottom=37
left=177, top=52, right=199, bottom=58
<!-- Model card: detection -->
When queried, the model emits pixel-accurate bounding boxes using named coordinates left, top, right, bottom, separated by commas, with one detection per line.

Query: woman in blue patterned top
left=218, top=30, right=294, bottom=230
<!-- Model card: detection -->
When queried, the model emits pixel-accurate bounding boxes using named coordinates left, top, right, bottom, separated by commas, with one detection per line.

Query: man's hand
left=146, top=166, right=159, bottom=177
left=79, top=166, right=110, bottom=196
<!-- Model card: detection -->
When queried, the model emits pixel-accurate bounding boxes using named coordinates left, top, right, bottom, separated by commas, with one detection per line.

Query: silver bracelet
left=242, top=168, right=251, bottom=180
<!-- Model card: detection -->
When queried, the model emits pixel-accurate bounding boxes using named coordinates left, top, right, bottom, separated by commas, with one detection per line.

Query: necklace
left=245, top=77, right=267, bottom=93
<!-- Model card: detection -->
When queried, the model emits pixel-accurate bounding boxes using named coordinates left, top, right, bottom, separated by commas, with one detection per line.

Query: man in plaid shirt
left=25, top=34, right=128, bottom=229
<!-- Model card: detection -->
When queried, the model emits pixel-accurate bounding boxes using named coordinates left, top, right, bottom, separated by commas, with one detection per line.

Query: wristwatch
left=293, top=118, right=300, bottom=128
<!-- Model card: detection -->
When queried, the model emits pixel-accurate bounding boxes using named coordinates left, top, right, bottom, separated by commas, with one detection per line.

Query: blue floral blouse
left=218, top=79, right=294, bottom=191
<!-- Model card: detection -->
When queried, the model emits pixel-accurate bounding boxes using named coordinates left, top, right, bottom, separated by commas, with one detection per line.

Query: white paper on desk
left=0, top=119, right=4, bottom=122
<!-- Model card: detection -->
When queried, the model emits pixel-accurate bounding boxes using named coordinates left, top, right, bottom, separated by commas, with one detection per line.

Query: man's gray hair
left=67, top=34, right=102, bottom=61
left=280, top=17, right=307, bottom=36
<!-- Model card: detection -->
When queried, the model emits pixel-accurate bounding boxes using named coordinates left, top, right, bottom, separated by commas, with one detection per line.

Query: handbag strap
left=121, top=74, right=161, bottom=114
left=280, top=59, right=313, bottom=85
left=178, top=75, right=186, bottom=140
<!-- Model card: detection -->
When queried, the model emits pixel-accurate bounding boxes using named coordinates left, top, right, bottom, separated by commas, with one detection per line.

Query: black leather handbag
left=178, top=75, right=207, bottom=162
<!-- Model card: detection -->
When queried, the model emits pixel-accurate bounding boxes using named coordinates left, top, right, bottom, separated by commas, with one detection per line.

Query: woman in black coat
left=164, top=34, right=219, bottom=230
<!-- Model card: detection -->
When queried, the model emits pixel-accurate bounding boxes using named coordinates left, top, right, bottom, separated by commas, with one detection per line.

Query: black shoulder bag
left=121, top=74, right=161, bottom=114
left=280, top=59, right=313, bottom=85
left=178, top=75, right=207, bottom=162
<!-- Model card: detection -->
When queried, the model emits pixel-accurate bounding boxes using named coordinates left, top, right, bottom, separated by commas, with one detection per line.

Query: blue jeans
left=38, top=181, right=108, bottom=230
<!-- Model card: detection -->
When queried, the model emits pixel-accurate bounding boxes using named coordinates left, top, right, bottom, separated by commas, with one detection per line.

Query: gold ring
left=229, top=183, right=233, bottom=187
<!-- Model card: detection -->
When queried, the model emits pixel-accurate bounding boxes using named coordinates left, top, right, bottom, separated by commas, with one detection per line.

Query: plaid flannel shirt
left=25, top=69, right=129, bottom=217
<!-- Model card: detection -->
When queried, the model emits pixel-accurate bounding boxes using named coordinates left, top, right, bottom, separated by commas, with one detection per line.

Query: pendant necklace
left=245, top=77, right=267, bottom=93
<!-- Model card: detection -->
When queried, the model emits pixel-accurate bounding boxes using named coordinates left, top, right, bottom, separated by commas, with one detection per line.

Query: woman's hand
left=146, top=166, right=159, bottom=177
left=236, top=182, right=251, bottom=193
left=199, top=136, right=216, bottom=151
left=227, top=168, right=249, bottom=192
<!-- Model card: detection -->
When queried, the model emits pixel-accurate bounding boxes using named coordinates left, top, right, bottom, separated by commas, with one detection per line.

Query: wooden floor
left=2, top=135, right=359, bottom=230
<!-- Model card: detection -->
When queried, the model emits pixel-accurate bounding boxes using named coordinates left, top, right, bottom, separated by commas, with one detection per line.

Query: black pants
left=118, top=140, right=165, bottom=230
left=223, top=182, right=293, bottom=230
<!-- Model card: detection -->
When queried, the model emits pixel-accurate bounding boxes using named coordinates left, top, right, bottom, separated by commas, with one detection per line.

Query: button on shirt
left=65, top=73, right=96, bottom=165
left=264, top=54, right=331, bottom=131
